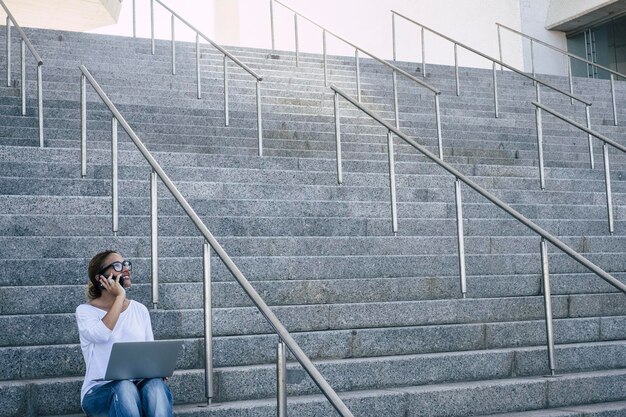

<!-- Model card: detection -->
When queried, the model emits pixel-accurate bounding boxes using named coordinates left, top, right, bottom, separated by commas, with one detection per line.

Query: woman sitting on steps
left=75, top=250, right=174, bottom=417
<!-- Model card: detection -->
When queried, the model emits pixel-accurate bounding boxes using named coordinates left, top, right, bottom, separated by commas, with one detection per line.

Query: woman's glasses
left=99, top=260, right=132, bottom=274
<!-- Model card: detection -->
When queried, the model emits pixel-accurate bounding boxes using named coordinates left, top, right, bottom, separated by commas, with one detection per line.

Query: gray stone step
left=4, top=292, right=626, bottom=347
left=1, top=158, right=624, bottom=197
left=3, top=271, right=626, bottom=315
left=1, top=250, right=625, bottom=289
left=6, top=137, right=626, bottom=176
left=0, top=144, right=621, bottom=184
left=1, top=174, right=624, bottom=210
left=0, top=194, right=622, bottom=225
left=5, top=344, right=626, bottom=415
left=482, top=400, right=626, bottom=416
left=0, top=214, right=622, bottom=238
left=4, top=313, right=623, bottom=379
left=0, top=235, right=623, bottom=262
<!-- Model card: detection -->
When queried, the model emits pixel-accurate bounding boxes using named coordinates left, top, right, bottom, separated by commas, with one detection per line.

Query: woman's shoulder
left=128, top=300, right=150, bottom=314
left=75, top=302, right=97, bottom=313
left=75, top=302, right=104, bottom=319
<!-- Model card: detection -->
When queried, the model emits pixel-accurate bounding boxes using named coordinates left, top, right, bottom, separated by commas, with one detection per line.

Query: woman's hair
left=85, top=250, right=119, bottom=301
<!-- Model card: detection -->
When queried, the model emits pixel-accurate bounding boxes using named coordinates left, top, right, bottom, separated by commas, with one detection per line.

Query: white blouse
left=75, top=300, right=154, bottom=402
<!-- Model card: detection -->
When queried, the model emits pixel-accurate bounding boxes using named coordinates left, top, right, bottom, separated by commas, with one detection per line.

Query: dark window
left=567, top=14, right=626, bottom=80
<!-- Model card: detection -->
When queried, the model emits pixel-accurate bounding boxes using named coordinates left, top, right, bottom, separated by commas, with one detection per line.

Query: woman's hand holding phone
left=98, top=273, right=126, bottom=298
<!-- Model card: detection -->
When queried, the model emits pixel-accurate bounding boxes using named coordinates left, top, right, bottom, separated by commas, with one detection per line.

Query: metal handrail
left=497, top=22, right=623, bottom=125
left=532, top=100, right=626, bottom=234
left=271, top=0, right=436, bottom=92
left=331, top=83, right=626, bottom=376
left=269, top=0, right=447, bottom=158
left=152, top=0, right=260, bottom=79
left=390, top=11, right=592, bottom=113
left=1, top=0, right=44, bottom=147
left=148, top=0, right=264, bottom=155
left=79, top=64, right=353, bottom=417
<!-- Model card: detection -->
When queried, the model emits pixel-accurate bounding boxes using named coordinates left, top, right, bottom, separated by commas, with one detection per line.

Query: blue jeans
left=81, top=379, right=173, bottom=417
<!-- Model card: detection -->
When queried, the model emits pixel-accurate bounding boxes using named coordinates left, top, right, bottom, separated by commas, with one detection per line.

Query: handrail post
left=151, top=170, right=159, bottom=309
left=196, top=33, right=202, bottom=99
left=270, top=0, right=275, bottom=50
left=81, top=74, right=87, bottom=178
left=323, top=30, right=328, bottom=86
left=333, top=92, right=343, bottom=185
left=132, top=0, right=137, bottom=38
left=455, top=178, right=467, bottom=298
left=355, top=49, right=361, bottom=102
left=256, top=80, right=263, bottom=156
left=20, top=39, right=25, bottom=116
left=111, top=117, right=119, bottom=236
left=454, top=43, right=460, bottom=96
left=610, top=74, right=618, bottom=126
left=37, top=64, right=43, bottom=148
left=171, top=14, right=176, bottom=75
left=294, top=14, right=299, bottom=67
left=497, top=24, right=503, bottom=71
left=585, top=105, right=594, bottom=169
left=392, top=12, right=397, bottom=61
left=435, top=94, right=443, bottom=160
left=224, top=56, right=229, bottom=126
left=530, top=39, right=536, bottom=82
left=567, top=58, right=574, bottom=105
left=421, top=27, right=426, bottom=77
left=540, top=238, right=557, bottom=376
left=387, top=130, right=398, bottom=235
left=392, top=70, right=400, bottom=129
left=276, top=338, right=287, bottom=417
left=6, top=17, right=10, bottom=87
left=492, top=62, right=499, bottom=118
left=203, top=241, right=214, bottom=405
left=535, top=84, right=546, bottom=190
left=602, top=144, right=615, bottom=234
left=150, top=0, right=155, bottom=54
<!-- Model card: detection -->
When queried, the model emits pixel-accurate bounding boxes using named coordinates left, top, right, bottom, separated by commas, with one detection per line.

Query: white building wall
left=90, top=0, right=216, bottom=41
left=88, top=0, right=525, bottom=70
left=519, top=0, right=569, bottom=75
left=3, top=0, right=122, bottom=32
left=237, top=0, right=526, bottom=70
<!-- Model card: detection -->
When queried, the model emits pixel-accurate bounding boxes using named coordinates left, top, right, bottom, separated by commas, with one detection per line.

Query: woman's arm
left=98, top=274, right=126, bottom=331
left=76, top=305, right=112, bottom=344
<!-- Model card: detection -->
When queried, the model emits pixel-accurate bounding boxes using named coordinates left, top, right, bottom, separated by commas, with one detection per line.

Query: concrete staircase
left=1, top=25, right=626, bottom=417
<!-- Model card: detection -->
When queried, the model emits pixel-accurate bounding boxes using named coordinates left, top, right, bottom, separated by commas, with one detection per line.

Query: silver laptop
left=97, top=341, right=183, bottom=381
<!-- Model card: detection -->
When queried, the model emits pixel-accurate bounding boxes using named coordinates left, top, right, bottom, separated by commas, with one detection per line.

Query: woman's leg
left=138, top=378, right=174, bottom=417
left=109, top=380, right=141, bottom=417
left=82, top=380, right=141, bottom=417
left=81, top=382, right=113, bottom=417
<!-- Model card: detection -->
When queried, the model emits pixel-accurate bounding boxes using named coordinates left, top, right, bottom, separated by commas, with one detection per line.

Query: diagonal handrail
left=497, top=22, right=624, bottom=125
left=147, top=0, right=264, bottom=155
left=390, top=10, right=593, bottom=118
left=532, top=100, right=626, bottom=234
left=331, top=83, right=626, bottom=376
left=391, top=10, right=600, bottom=187
left=151, top=0, right=260, bottom=79
left=0, top=0, right=44, bottom=147
left=269, top=0, right=447, bottom=161
left=79, top=64, right=354, bottom=417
